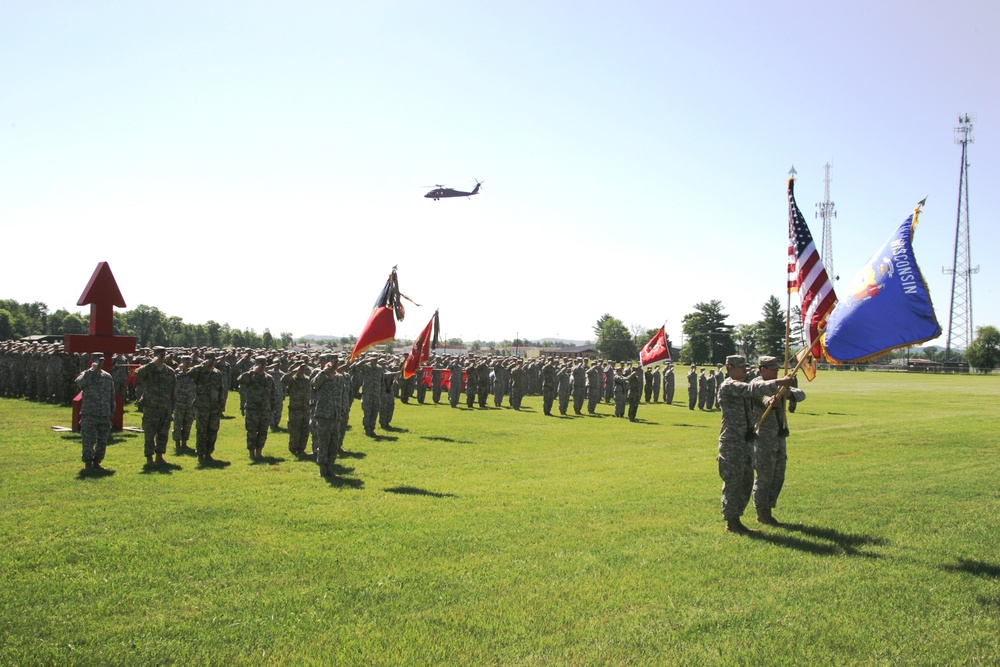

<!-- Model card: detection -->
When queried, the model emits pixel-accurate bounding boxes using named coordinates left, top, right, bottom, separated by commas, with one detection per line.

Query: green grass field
left=2, top=371, right=998, bottom=666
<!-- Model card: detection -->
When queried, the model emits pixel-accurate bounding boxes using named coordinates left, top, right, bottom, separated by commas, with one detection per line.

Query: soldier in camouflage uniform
left=556, top=362, right=571, bottom=416
left=651, top=365, right=661, bottom=403
left=188, top=352, right=226, bottom=462
left=447, top=357, right=463, bottom=408
left=360, top=356, right=384, bottom=436
left=643, top=366, right=654, bottom=403
left=378, top=361, right=400, bottom=428
left=626, top=365, right=643, bottom=422
left=663, top=364, right=676, bottom=404
left=239, top=356, right=277, bottom=460
left=750, top=356, right=805, bottom=526
left=586, top=362, right=602, bottom=414
left=509, top=360, right=525, bottom=410
left=705, top=369, right=716, bottom=411
left=135, top=346, right=176, bottom=465
left=613, top=366, right=627, bottom=418
left=687, top=365, right=698, bottom=410
left=604, top=362, right=615, bottom=404
left=431, top=361, right=444, bottom=404
left=540, top=359, right=556, bottom=416
left=571, top=361, right=587, bottom=415
left=282, top=360, right=312, bottom=457
left=716, top=354, right=793, bottom=534
left=268, top=362, right=286, bottom=431
left=172, top=355, right=197, bottom=454
left=475, top=360, right=490, bottom=408
left=312, top=354, right=351, bottom=477
left=75, top=353, right=115, bottom=472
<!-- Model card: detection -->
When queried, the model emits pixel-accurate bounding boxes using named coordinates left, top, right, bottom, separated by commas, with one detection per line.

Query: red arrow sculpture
left=64, top=262, right=137, bottom=430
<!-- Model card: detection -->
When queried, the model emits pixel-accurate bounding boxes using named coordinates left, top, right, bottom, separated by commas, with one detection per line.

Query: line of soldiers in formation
left=4, top=340, right=758, bottom=478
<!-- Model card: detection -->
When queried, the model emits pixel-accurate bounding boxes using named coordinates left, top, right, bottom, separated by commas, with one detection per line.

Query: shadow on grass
left=368, top=434, right=399, bottom=442
left=323, top=464, right=364, bottom=489
left=381, top=425, right=409, bottom=433
left=629, top=418, right=660, bottom=425
left=59, top=431, right=140, bottom=445
left=384, top=485, right=457, bottom=498
left=338, top=449, right=367, bottom=460
left=671, top=423, right=710, bottom=428
left=942, top=558, right=1000, bottom=579
left=196, top=458, right=231, bottom=470
left=419, top=436, right=473, bottom=445
left=75, top=467, right=117, bottom=480
left=250, top=455, right=287, bottom=466
left=140, top=461, right=184, bottom=475
left=751, top=523, right=888, bottom=557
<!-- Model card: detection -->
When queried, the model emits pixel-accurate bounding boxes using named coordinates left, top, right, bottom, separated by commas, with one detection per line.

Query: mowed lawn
left=2, top=371, right=998, bottom=666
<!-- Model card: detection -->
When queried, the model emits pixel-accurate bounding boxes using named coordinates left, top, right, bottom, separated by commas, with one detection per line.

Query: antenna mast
left=943, top=114, right=979, bottom=362
left=815, top=163, right=837, bottom=281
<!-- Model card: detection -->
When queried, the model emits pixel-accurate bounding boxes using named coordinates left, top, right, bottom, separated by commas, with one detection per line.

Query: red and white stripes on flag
left=787, top=178, right=837, bottom=358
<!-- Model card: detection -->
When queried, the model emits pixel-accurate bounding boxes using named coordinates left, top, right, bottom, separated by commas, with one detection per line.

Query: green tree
left=594, top=314, right=638, bottom=361
left=124, top=305, right=166, bottom=347
left=681, top=301, right=735, bottom=364
left=965, top=325, right=1000, bottom=372
left=206, top=321, right=222, bottom=348
left=280, top=332, right=294, bottom=348
left=756, top=295, right=786, bottom=358
left=0, top=309, right=13, bottom=340
left=262, top=329, right=274, bottom=349
left=734, top=323, right=759, bottom=360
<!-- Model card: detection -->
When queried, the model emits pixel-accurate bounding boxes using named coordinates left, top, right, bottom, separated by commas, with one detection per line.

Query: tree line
left=0, top=299, right=293, bottom=349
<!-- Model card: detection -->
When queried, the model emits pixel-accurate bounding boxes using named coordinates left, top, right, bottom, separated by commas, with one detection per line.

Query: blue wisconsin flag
left=821, top=201, right=941, bottom=363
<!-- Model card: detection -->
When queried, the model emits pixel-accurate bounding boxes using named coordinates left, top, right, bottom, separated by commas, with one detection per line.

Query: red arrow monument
left=64, top=262, right=137, bottom=430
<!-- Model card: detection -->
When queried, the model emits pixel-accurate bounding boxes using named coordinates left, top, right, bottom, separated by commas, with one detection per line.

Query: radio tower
left=815, top=163, right=837, bottom=281
left=943, top=114, right=979, bottom=362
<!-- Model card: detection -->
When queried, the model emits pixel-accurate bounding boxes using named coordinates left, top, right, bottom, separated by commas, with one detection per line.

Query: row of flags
left=348, top=178, right=940, bottom=379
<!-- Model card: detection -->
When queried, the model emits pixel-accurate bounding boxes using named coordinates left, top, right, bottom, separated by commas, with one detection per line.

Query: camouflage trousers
left=718, top=444, right=754, bottom=520
left=286, top=407, right=310, bottom=455
left=558, top=387, right=570, bottom=415
left=510, top=387, right=523, bottom=410
left=379, top=395, right=395, bottom=428
left=313, top=416, right=342, bottom=466
left=572, top=386, right=586, bottom=414
left=361, top=395, right=379, bottom=431
left=142, top=408, right=172, bottom=456
left=244, top=409, right=270, bottom=450
left=448, top=384, right=461, bottom=408
left=627, top=395, right=640, bottom=422
left=271, top=398, right=285, bottom=429
left=173, top=404, right=196, bottom=443
left=752, top=439, right=788, bottom=510
left=688, top=388, right=697, bottom=410
left=195, top=409, right=221, bottom=455
left=587, top=386, right=601, bottom=414
left=614, top=391, right=625, bottom=417
left=80, top=416, right=111, bottom=464
left=665, top=383, right=675, bottom=404
left=542, top=387, right=555, bottom=415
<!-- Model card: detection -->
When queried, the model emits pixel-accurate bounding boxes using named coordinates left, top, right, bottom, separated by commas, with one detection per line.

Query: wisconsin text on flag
left=788, top=178, right=838, bottom=357
left=821, top=200, right=941, bottom=363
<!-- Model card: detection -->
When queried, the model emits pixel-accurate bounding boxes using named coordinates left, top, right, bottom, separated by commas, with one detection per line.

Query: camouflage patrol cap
left=254, top=356, right=267, bottom=365
left=152, top=346, right=166, bottom=356
left=319, top=353, right=334, bottom=361
left=91, top=353, right=104, bottom=361
left=204, top=351, right=217, bottom=359
left=725, top=355, right=747, bottom=367
left=180, top=355, right=193, bottom=363
left=758, top=355, right=780, bottom=370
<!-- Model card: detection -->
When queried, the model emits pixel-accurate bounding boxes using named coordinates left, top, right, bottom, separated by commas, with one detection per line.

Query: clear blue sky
left=2, top=1, right=997, bottom=347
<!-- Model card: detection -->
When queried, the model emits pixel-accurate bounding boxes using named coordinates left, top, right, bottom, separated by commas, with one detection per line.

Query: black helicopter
left=424, top=180, right=483, bottom=200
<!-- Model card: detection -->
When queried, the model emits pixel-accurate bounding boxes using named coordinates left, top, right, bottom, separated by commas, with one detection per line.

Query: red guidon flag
left=403, top=310, right=440, bottom=379
left=350, top=267, right=419, bottom=361
left=639, top=326, right=671, bottom=366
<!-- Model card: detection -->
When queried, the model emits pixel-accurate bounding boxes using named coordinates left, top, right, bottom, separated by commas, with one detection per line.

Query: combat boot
left=84, top=461, right=94, bottom=471
left=756, top=508, right=779, bottom=526
left=155, top=453, right=166, bottom=465
left=92, top=462, right=106, bottom=472
left=318, top=463, right=330, bottom=477
left=146, top=455, right=154, bottom=466
left=726, top=518, right=751, bottom=535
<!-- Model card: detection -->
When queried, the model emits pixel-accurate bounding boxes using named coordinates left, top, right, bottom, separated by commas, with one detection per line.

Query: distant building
left=539, top=345, right=598, bottom=360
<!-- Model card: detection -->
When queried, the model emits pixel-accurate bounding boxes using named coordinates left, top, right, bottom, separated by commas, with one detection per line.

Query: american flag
left=787, top=178, right=837, bottom=357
